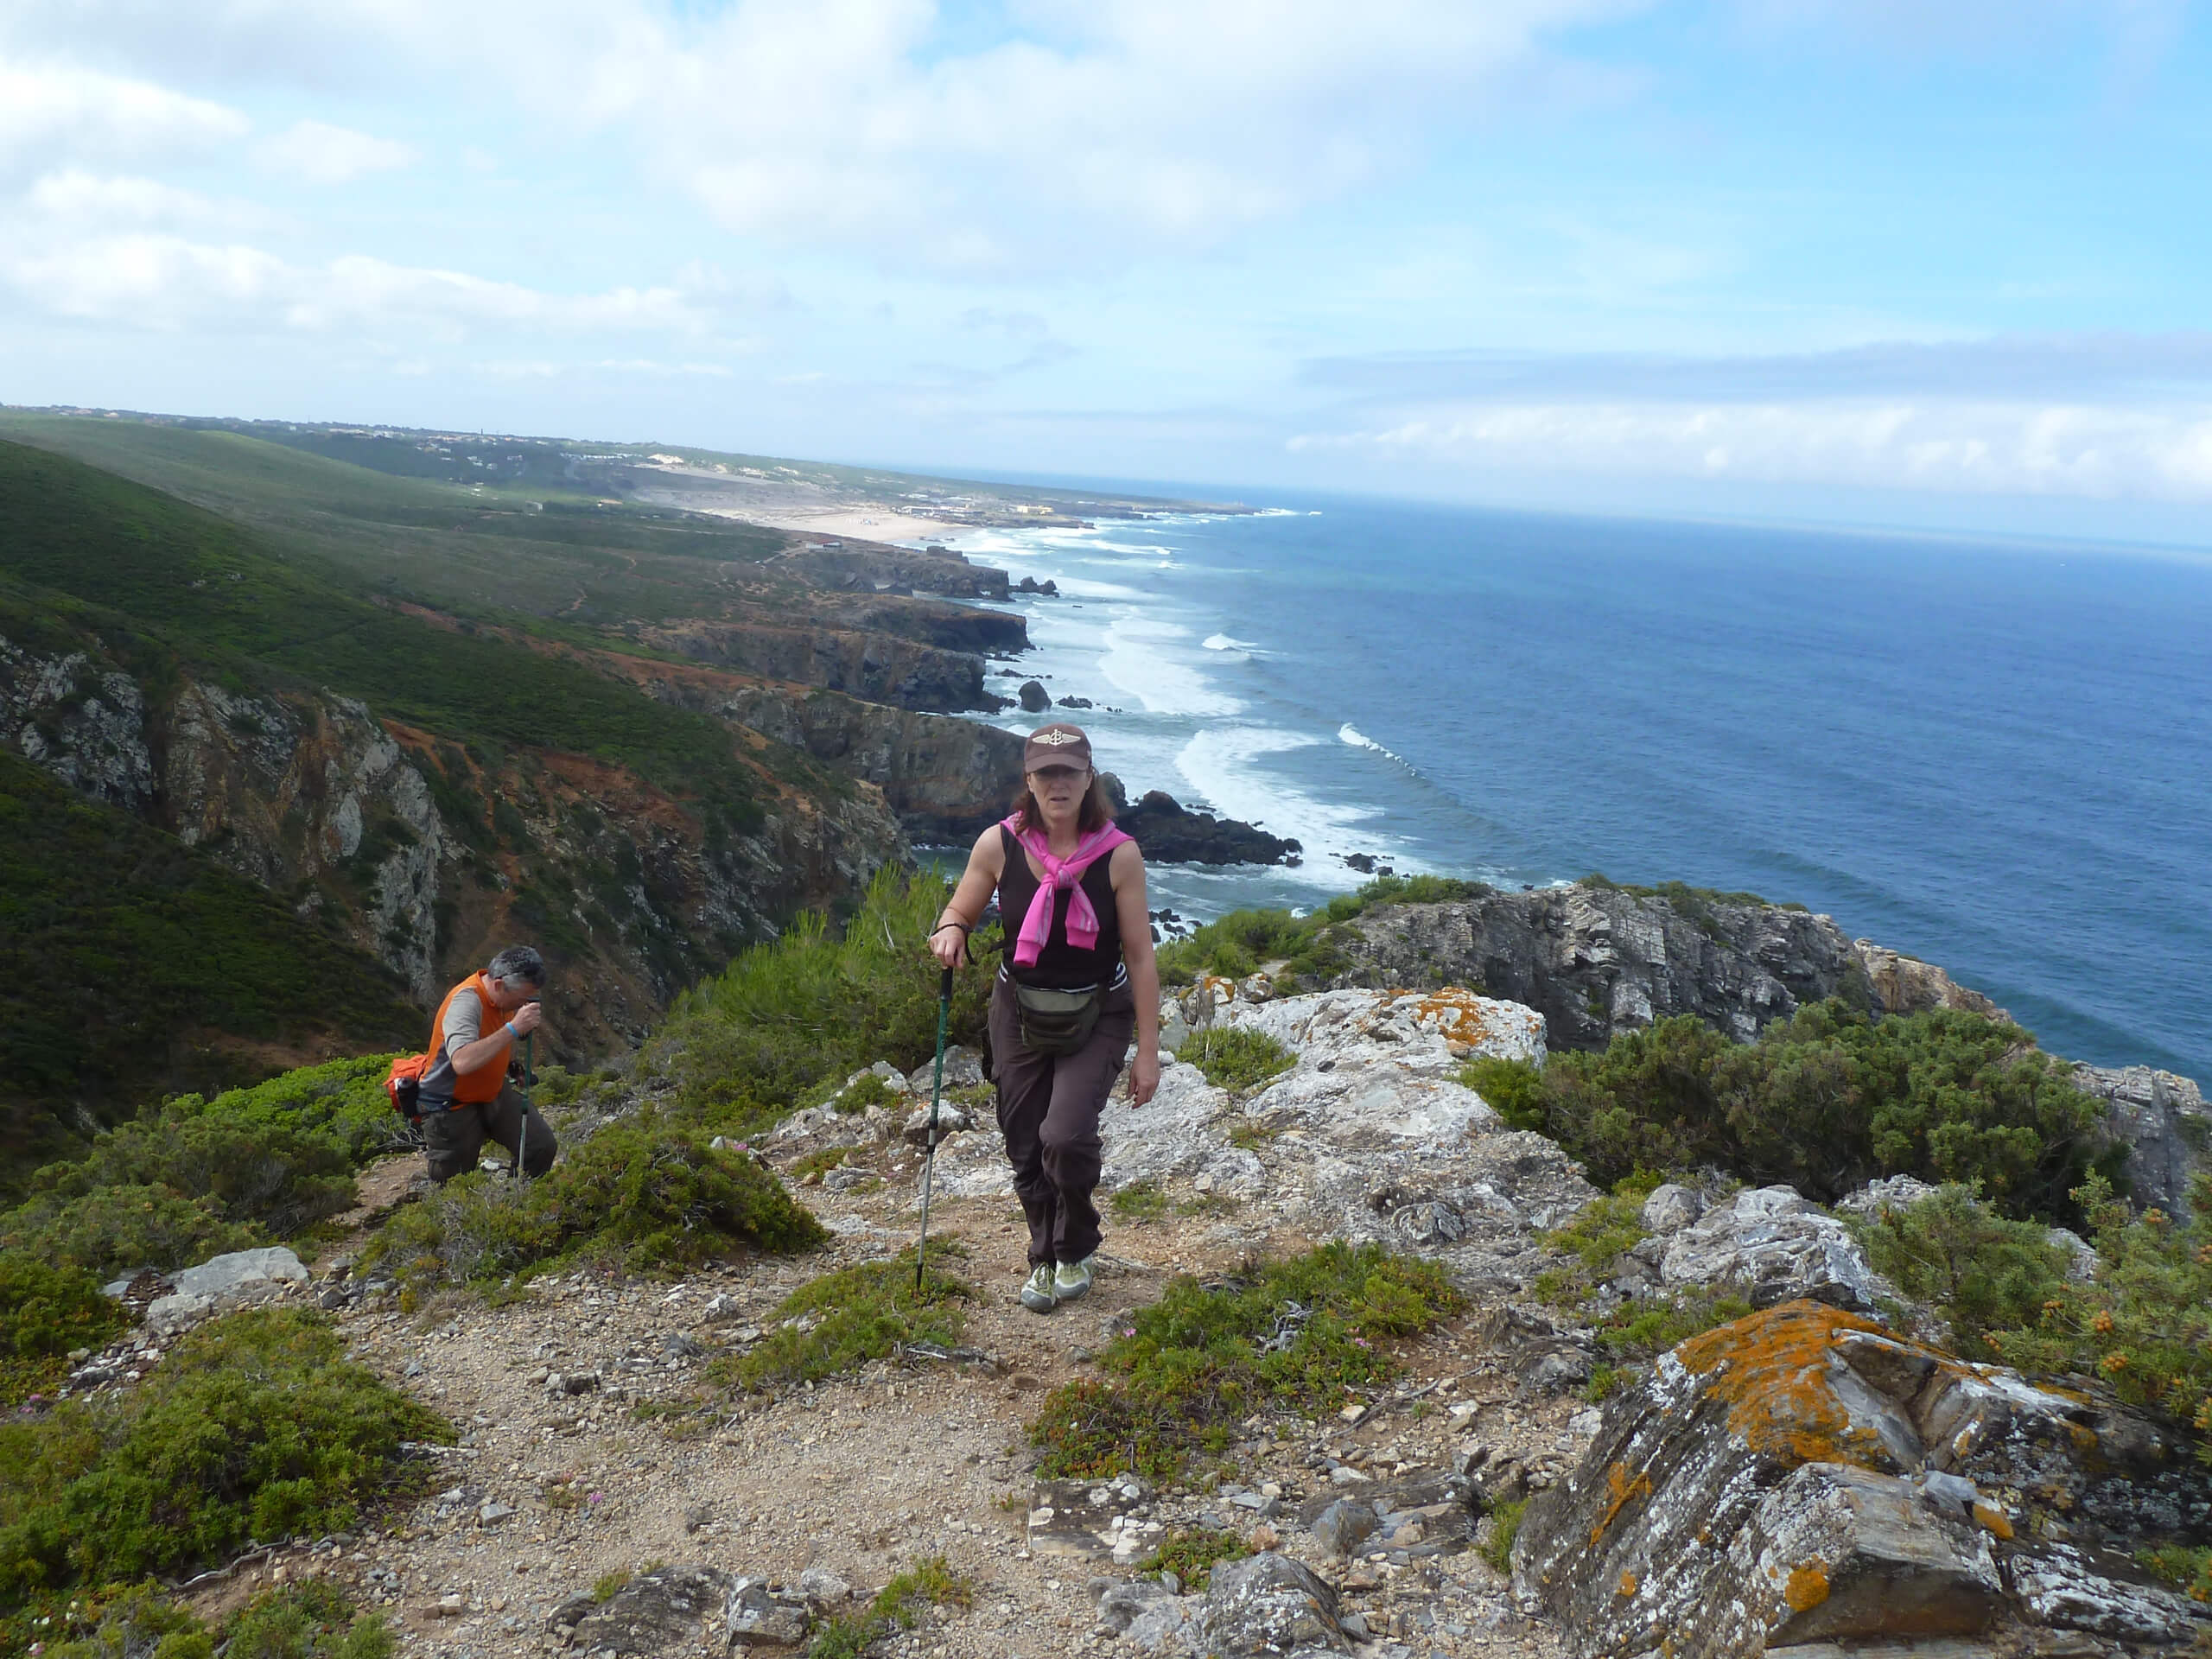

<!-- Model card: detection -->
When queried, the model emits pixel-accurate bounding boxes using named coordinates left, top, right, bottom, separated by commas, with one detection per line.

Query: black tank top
left=996, top=825, right=1125, bottom=989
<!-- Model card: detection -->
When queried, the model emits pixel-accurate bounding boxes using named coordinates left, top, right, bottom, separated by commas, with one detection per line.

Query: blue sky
left=3, top=0, right=2209, bottom=538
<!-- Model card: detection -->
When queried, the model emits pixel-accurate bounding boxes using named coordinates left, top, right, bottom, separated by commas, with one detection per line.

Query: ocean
left=912, top=493, right=2212, bottom=1089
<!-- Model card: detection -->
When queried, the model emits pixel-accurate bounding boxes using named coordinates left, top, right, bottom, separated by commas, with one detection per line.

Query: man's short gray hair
left=486, top=944, right=546, bottom=987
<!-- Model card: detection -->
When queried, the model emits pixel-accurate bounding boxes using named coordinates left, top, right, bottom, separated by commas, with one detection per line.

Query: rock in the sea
left=1017, top=679, right=1051, bottom=712
left=1656, top=1186, right=1890, bottom=1312
left=145, top=1246, right=310, bottom=1333
left=1116, top=791, right=1302, bottom=867
left=554, top=1565, right=729, bottom=1653
left=1512, top=1300, right=2212, bottom=1659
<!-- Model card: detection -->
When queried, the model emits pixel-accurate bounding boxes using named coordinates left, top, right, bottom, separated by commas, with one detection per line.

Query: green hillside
left=0, top=751, right=419, bottom=1191
left=0, top=437, right=774, bottom=826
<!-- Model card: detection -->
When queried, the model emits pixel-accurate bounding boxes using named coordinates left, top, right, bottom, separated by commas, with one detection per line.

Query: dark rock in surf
left=1017, top=680, right=1051, bottom=713
left=1116, top=791, right=1301, bottom=867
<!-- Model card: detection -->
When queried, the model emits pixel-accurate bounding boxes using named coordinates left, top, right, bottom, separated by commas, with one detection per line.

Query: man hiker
left=417, top=944, right=559, bottom=1184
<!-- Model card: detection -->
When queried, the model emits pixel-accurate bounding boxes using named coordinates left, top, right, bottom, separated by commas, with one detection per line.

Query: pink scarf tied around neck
left=1005, top=816, right=1131, bottom=969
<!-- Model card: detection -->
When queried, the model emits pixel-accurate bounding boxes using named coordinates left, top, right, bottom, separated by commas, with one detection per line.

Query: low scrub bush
left=0, top=1308, right=448, bottom=1605
left=1530, top=1176, right=1751, bottom=1362
left=1027, top=1243, right=1463, bottom=1480
left=367, top=1120, right=826, bottom=1292
left=646, top=870, right=996, bottom=1131
left=1136, top=1528, right=1249, bottom=1592
left=20, top=1549, right=391, bottom=1659
left=1108, top=1180, right=1168, bottom=1223
left=0, top=1255, right=127, bottom=1407
left=721, top=1258, right=969, bottom=1392
left=1852, top=1183, right=2072, bottom=1347
left=1524, top=1001, right=2116, bottom=1224
left=1179, top=1027, right=1295, bottom=1094
left=1459, top=1056, right=1547, bottom=1132
left=805, top=1555, right=971, bottom=1659
left=1157, top=874, right=1488, bottom=988
left=3, top=1054, right=411, bottom=1281
left=1480, top=1498, right=1526, bottom=1573
left=1, top=1185, right=262, bottom=1282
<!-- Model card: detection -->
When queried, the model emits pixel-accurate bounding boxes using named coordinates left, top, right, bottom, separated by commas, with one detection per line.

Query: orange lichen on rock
left=1618, top=1571, right=1640, bottom=1598
left=1590, top=1460, right=1656, bottom=1545
left=1971, top=1502, right=2014, bottom=1540
left=1675, top=1300, right=1896, bottom=1470
left=1783, top=1564, right=1830, bottom=1612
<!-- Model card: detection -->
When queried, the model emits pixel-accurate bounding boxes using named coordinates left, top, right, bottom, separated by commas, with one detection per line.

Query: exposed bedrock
left=1326, top=884, right=2001, bottom=1052
left=632, top=619, right=995, bottom=713
left=1514, top=1300, right=2212, bottom=1658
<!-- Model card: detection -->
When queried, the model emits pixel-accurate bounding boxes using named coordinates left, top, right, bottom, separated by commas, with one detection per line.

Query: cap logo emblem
left=1033, top=729, right=1082, bottom=746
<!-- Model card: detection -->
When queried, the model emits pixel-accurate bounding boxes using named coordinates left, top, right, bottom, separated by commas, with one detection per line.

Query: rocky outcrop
left=633, top=618, right=996, bottom=713
left=772, top=541, right=1012, bottom=601
left=2073, top=1064, right=2209, bottom=1216
left=1325, top=884, right=2007, bottom=1052
left=1649, top=1186, right=1891, bottom=1313
left=1513, top=1300, right=2212, bottom=1658
left=705, top=685, right=1023, bottom=840
left=1017, top=679, right=1051, bottom=713
left=1117, top=791, right=1303, bottom=867
left=1096, top=1552, right=1350, bottom=1656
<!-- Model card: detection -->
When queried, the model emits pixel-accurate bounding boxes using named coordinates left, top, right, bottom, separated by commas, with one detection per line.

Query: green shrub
left=646, top=870, right=995, bottom=1129
left=1526, top=1001, right=2116, bottom=1224
left=1530, top=1177, right=1751, bottom=1360
left=1851, top=1184, right=2070, bottom=1348
left=366, top=1120, right=827, bottom=1290
left=1991, top=1173, right=2212, bottom=1449
left=721, top=1259, right=969, bottom=1391
left=23, top=1583, right=212, bottom=1659
left=1179, top=1028, right=1295, bottom=1094
left=1027, top=1243, right=1463, bottom=1480
left=1, top=1185, right=262, bottom=1281
left=1480, top=1498, right=1526, bottom=1573
left=0, top=1255, right=127, bottom=1407
left=218, top=1581, right=391, bottom=1659
left=1459, top=1056, right=1546, bottom=1131
left=1136, top=1527, right=1249, bottom=1591
left=0, top=1308, right=448, bottom=1605
left=1108, top=1181, right=1169, bottom=1223
left=805, top=1555, right=971, bottom=1659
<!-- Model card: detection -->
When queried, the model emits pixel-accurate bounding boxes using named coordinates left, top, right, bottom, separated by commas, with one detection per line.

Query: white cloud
left=255, top=118, right=416, bottom=183
left=27, top=168, right=269, bottom=230
left=0, top=57, right=248, bottom=180
left=1294, top=397, right=2212, bottom=503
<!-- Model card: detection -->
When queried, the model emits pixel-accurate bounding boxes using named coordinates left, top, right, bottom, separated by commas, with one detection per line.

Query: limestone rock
left=1834, top=1174, right=1941, bottom=1221
left=2072, top=1063, right=2209, bottom=1217
left=902, top=1102, right=975, bottom=1145
left=1299, top=1470, right=1477, bottom=1560
left=724, top=1577, right=811, bottom=1649
left=556, top=1564, right=729, bottom=1653
left=1189, top=1553, right=1349, bottom=1656
left=1308, top=1500, right=1378, bottom=1558
left=906, top=1043, right=984, bottom=1094
left=1639, top=1183, right=1706, bottom=1236
left=1849, top=942, right=2009, bottom=1023
left=1512, top=1300, right=2212, bottom=1659
left=145, top=1246, right=309, bottom=1333
left=1220, top=986, right=1547, bottom=1073
left=1657, top=1187, right=1890, bottom=1312
left=1096, top=1578, right=1195, bottom=1650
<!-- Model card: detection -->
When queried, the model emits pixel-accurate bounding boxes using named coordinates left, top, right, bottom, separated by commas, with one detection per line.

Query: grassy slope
left=0, top=437, right=770, bottom=825
left=0, top=751, right=419, bottom=1190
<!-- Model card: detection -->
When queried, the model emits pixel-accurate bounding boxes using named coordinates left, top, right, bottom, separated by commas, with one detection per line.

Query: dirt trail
left=225, top=1148, right=1580, bottom=1659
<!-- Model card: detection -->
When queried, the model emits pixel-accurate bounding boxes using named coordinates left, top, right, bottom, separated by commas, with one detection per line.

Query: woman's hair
left=1011, top=768, right=1116, bottom=836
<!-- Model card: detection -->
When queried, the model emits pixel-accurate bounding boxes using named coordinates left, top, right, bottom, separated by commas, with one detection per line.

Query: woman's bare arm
left=1110, top=840, right=1161, bottom=1106
left=930, top=825, right=1005, bottom=969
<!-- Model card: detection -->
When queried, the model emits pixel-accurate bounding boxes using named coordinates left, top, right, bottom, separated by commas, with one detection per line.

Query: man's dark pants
left=421, top=1084, right=558, bottom=1184
left=988, top=977, right=1135, bottom=1268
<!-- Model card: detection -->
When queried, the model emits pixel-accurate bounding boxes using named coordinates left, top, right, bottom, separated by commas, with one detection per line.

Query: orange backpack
left=383, top=1053, right=427, bottom=1120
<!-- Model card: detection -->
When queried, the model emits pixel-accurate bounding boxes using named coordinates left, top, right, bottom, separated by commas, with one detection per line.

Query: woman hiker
left=929, top=722, right=1162, bottom=1313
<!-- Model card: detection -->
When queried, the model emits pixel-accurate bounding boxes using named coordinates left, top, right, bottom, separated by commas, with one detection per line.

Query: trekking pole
left=514, top=1032, right=533, bottom=1184
left=913, top=966, right=955, bottom=1296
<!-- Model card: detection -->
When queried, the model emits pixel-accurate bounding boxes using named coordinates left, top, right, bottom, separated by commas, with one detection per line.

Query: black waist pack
left=1014, top=982, right=1101, bottom=1057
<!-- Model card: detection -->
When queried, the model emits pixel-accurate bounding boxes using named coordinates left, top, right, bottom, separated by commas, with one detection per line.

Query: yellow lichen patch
left=1618, top=1571, right=1640, bottom=1598
left=1971, top=1502, right=2014, bottom=1540
left=1403, top=987, right=1541, bottom=1052
left=1675, top=1300, right=1897, bottom=1470
left=1783, top=1564, right=1830, bottom=1612
left=1589, top=1460, right=1655, bottom=1546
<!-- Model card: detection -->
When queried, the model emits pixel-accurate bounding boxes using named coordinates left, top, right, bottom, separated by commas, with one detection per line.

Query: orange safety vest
left=428, top=972, right=513, bottom=1103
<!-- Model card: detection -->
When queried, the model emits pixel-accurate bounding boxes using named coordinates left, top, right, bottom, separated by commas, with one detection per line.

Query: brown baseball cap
left=1024, top=721, right=1093, bottom=772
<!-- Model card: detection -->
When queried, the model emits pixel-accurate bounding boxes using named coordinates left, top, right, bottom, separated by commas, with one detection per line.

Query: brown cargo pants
left=988, top=976, right=1135, bottom=1268
left=421, top=1084, right=559, bottom=1184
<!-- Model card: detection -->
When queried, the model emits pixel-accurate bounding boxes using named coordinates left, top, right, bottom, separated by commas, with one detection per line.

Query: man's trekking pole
left=913, top=965, right=955, bottom=1295
left=514, top=1032, right=533, bottom=1184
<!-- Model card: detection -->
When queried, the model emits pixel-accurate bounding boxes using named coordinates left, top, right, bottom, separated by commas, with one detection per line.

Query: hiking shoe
left=1053, top=1256, right=1095, bottom=1303
left=1020, top=1264, right=1058, bottom=1314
